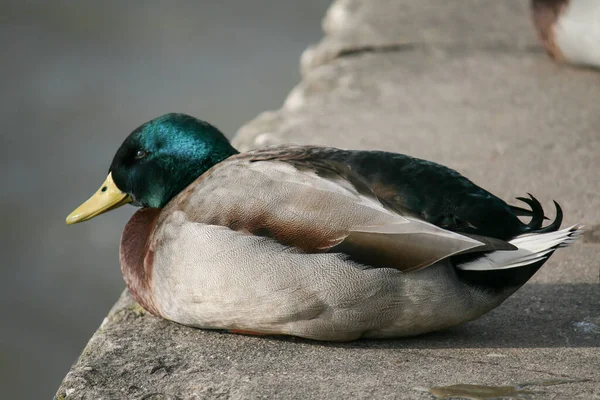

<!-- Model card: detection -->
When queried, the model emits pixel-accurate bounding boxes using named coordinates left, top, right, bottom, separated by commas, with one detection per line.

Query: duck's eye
left=135, top=150, right=148, bottom=160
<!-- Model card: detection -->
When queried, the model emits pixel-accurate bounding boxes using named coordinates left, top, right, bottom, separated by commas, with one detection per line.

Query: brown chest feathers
left=120, top=208, right=162, bottom=316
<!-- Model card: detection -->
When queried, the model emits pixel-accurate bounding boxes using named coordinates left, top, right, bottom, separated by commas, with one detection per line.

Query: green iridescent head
left=66, top=113, right=238, bottom=224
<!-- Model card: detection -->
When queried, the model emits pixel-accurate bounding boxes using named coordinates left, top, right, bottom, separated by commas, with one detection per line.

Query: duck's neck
left=119, top=208, right=163, bottom=316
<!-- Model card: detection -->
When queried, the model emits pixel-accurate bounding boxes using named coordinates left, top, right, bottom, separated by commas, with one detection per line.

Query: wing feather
left=168, top=150, right=516, bottom=273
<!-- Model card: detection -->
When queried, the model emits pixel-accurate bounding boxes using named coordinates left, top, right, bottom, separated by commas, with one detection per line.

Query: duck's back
left=204, top=146, right=528, bottom=240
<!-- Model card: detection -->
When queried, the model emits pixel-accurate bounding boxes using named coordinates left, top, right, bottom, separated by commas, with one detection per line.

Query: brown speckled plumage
left=120, top=208, right=162, bottom=317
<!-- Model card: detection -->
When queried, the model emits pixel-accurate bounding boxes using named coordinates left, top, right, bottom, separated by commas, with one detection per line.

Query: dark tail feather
left=510, top=205, right=550, bottom=220
left=535, top=201, right=563, bottom=233
left=515, top=193, right=544, bottom=230
left=512, top=194, right=563, bottom=234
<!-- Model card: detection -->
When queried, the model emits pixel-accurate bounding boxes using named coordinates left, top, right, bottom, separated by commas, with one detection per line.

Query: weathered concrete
left=56, top=0, right=600, bottom=398
left=300, top=0, right=540, bottom=74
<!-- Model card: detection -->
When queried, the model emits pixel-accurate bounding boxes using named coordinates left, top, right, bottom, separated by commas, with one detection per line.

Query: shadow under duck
left=67, top=113, right=582, bottom=341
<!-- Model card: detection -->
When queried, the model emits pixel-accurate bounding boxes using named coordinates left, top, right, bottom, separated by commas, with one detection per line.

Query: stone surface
left=300, top=0, right=539, bottom=73
left=57, top=0, right=600, bottom=398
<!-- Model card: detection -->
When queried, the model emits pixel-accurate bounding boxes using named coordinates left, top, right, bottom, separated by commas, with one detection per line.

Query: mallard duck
left=66, top=113, right=581, bottom=341
left=532, top=0, right=600, bottom=68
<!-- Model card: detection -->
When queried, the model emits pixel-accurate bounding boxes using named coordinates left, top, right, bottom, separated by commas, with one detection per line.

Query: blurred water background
left=0, top=1, right=330, bottom=397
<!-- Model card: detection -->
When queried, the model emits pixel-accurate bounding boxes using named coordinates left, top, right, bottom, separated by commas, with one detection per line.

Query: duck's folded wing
left=249, top=146, right=530, bottom=240
left=170, top=155, right=516, bottom=273
left=330, top=220, right=516, bottom=272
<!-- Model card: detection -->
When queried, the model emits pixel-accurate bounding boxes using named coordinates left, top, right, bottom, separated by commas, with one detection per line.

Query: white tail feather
left=457, top=225, right=583, bottom=271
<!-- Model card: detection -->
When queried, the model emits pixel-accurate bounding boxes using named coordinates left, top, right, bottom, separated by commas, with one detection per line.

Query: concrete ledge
left=57, top=1, right=600, bottom=398
left=299, top=0, right=539, bottom=74
left=57, top=258, right=599, bottom=399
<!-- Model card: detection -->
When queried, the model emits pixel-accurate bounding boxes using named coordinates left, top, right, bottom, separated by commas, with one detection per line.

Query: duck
left=532, top=0, right=600, bottom=68
left=66, top=113, right=582, bottom=341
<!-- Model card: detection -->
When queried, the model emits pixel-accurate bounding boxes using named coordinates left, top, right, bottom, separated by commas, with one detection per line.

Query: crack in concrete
left=337, top=43, right=418, bottom=58
left=330, top=42, right=545, bottom=62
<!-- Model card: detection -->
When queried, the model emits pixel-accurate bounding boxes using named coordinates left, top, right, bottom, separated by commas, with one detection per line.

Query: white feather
left=457, top=225, right=583, bottom=271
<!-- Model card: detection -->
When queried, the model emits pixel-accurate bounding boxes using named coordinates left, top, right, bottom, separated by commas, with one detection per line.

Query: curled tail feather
left=510, top=194, right=563, bottom=234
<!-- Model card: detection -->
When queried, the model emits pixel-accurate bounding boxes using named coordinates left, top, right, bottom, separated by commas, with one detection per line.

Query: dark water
left=0, top=1, right=330, bottom=397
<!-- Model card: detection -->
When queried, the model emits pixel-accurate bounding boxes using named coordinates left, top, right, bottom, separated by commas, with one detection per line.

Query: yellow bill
left=66, top=172, right=132, bottom=225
